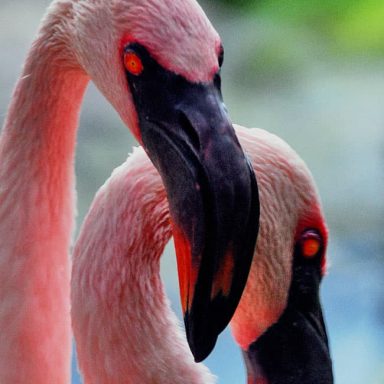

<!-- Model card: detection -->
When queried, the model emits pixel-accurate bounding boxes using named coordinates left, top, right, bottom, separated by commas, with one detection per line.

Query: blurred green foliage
left=215, top=0, right=384, bottom=56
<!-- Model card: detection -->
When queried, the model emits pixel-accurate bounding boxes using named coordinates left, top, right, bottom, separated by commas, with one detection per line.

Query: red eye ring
left=124, top=51, right=143, bottom=76
left=300, top=230, right=322, bottom=258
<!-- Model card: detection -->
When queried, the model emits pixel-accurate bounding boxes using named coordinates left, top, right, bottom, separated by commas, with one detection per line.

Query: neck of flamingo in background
left=71, top=153, right=215, bottom=384
left=0, top=41, right=89, bottom=383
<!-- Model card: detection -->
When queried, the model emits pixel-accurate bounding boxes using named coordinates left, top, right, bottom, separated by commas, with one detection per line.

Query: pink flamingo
left=0, top=0, right=259, bottom=382
left=72, top=126, right=333, bottom=383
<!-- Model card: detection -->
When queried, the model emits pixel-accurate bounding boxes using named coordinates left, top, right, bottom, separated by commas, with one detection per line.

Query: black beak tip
left=185, top=312, right=218, bottom=363
left=191, top=337, right=217, bottom=363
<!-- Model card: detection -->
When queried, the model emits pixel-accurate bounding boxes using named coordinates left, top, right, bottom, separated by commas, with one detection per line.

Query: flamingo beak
left=243, top=241, right=333, bottom=383
left=124, top=43, right=260, bottom=362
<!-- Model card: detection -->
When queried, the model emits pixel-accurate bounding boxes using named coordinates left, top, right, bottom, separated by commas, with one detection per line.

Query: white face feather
left=113, top=0, right=220, bottom=82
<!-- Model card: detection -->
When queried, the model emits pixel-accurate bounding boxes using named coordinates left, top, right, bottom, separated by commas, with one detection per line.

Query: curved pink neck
left=0, top=37, right=88, bottom=383
left=72, top=149, right=215, bottom=384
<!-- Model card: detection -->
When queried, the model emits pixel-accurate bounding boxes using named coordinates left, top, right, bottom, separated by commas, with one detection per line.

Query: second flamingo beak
left=124, top=43, right=260, bottom=362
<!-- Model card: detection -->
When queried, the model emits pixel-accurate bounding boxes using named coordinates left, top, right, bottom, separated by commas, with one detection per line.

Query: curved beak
left=243, top=305, right=332, bottom=384
left=125, top=44, right=260, bottom=361
left=243, top=244, right=333, bottom=383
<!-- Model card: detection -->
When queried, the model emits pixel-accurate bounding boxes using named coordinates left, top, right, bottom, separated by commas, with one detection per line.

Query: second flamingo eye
left=299, top=229, right=322, bottom=259
left=124, top=50, right=144, bottom=76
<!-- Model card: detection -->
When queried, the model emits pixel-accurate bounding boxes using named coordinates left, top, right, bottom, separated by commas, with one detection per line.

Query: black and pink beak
left=244, top=230, right=333, bottom=384
left=124, top=43, right=259, bottom=362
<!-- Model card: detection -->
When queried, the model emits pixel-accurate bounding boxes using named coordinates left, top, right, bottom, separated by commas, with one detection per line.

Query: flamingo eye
left=300, top=230, right=322, bottom=259
left=124, top=50, right=144, bottom=76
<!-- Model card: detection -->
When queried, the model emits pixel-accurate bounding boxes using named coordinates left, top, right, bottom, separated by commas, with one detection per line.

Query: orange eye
left=301, top=237, right=321, bottom=258
left=124, top=51, right=143, bottom=76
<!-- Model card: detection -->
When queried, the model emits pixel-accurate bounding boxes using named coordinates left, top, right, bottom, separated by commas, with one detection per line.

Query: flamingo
left=0, top=0, right=260, bottom=382
left=72, top=126, right=333, bottom=383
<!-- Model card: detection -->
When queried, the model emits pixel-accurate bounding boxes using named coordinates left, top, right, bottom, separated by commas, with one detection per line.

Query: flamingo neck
left=0, top=34, right=88, bottom=383
left=72, top=148, right=215, bottom=384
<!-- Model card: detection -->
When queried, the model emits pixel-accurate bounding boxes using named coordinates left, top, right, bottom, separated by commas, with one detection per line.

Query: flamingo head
left=229, top=129, right=333, bottom=383
left=68, top=0, right=260, bottom=361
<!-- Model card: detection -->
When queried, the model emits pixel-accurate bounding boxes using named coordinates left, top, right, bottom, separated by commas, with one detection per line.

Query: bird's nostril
left=179, top=112, right=201, bottom=152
